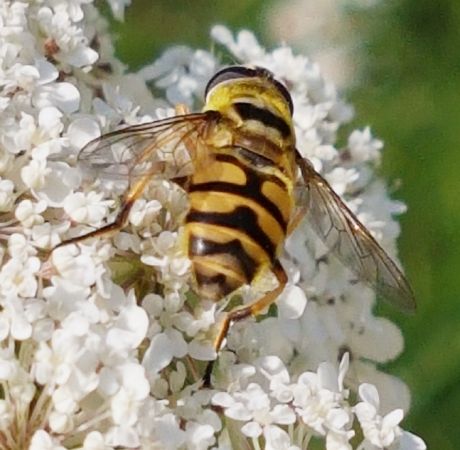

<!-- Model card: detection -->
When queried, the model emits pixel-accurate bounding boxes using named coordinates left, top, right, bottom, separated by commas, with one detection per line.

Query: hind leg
left=203, top=260, right=287, bottom=387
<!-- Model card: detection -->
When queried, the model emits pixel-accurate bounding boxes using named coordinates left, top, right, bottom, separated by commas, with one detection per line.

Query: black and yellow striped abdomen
left=184, top=150, right=294, bottom=300
left=183, top=65, right=297, bottom=300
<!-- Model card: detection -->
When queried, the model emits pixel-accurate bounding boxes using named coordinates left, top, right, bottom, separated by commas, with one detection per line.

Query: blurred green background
left=105, top=0, right=459, bottom=448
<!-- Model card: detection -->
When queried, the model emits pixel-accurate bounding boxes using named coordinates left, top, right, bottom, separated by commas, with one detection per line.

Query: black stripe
left=186, top=206, right=276, bottom=259
left=189, top=181, right=287, bottom=233
left=189, top=154, right=288, bottom=232
left=216, top=153, right=285, bottom=187
left=234, top=102, right=291, bottom=138
left=189, top=237, right=258, bottom=282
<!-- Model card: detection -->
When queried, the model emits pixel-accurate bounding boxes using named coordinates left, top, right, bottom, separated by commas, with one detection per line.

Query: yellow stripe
left=188, top=190, right=285, bottom=247
left=191, top=158, right=247, bottom=185
left=185, top=222, right=272, bottom=262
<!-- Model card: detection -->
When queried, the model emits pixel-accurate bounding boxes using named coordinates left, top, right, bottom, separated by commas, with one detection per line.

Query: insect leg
left=203, top=260, right=288, bottom=387
left=53, top=172, right=156, bottom=250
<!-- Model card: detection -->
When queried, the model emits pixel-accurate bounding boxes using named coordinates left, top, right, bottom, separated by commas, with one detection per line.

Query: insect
left=56, top=65, right=416, bottom=383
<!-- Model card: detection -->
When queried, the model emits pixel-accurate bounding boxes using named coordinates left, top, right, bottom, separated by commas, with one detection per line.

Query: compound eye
left=204, top=66, right=259, bottom=98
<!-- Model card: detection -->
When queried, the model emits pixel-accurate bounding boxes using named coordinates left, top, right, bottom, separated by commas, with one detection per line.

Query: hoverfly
left=56, top=65, right=415, bottom=383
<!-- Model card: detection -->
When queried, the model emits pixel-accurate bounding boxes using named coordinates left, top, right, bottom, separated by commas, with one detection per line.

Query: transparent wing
left=78, top=112, right=215, bottom=180
left=295, top=151, right=416, bottom=312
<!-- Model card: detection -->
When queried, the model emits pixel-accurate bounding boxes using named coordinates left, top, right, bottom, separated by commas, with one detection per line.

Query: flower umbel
left=0, top=2, right=425, bottom=449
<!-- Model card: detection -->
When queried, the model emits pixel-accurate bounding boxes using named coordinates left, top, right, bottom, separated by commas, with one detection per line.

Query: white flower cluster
left=212, top=354, right=425, bottom=450
left=0, top=1, right=424, bottom=449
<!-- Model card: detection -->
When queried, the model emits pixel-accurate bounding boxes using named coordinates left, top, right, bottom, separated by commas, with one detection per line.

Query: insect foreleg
left=203, top=260, right=288, bottom=387
left=53, top=172, right=155, bottom=250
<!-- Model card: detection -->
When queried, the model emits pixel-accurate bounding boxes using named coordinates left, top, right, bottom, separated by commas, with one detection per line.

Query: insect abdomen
left=184, top=152, right=293, bottom=301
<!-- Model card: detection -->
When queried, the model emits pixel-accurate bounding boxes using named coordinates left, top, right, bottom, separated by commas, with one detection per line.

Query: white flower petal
left=142, top=333, right=175, bottom=374
left=327, top=408, right=350, bottom=429
left=382, top=408, right=404, bottom=430
left=264, top=424, right=292, bottom=450
left=33, top=82, right=80, bottom=114
left=67, top=118, right=101, bottom=149
left=30, top=430, right=66, bottom=450
left=105, top=425, right=140, bottom=448
left=212, top=392, right=235, bottom=408
left=359, top=383, right=380, bottom=409
left=106, top=304, right=148, bottom=350
left=256, top=355, right=290, bottom=384
left=225, top=402, right=252, bottom=421
left=241, top=421, right=262, bottom=438
left=270, top=404, right=296, bottom=425
left=277, top=284, right=307, bottom=319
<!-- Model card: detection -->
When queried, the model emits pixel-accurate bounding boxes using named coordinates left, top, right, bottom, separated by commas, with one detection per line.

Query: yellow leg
left=53, top=175, right=152, bottom=250
left=203, top=260, right=288, bottom=387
